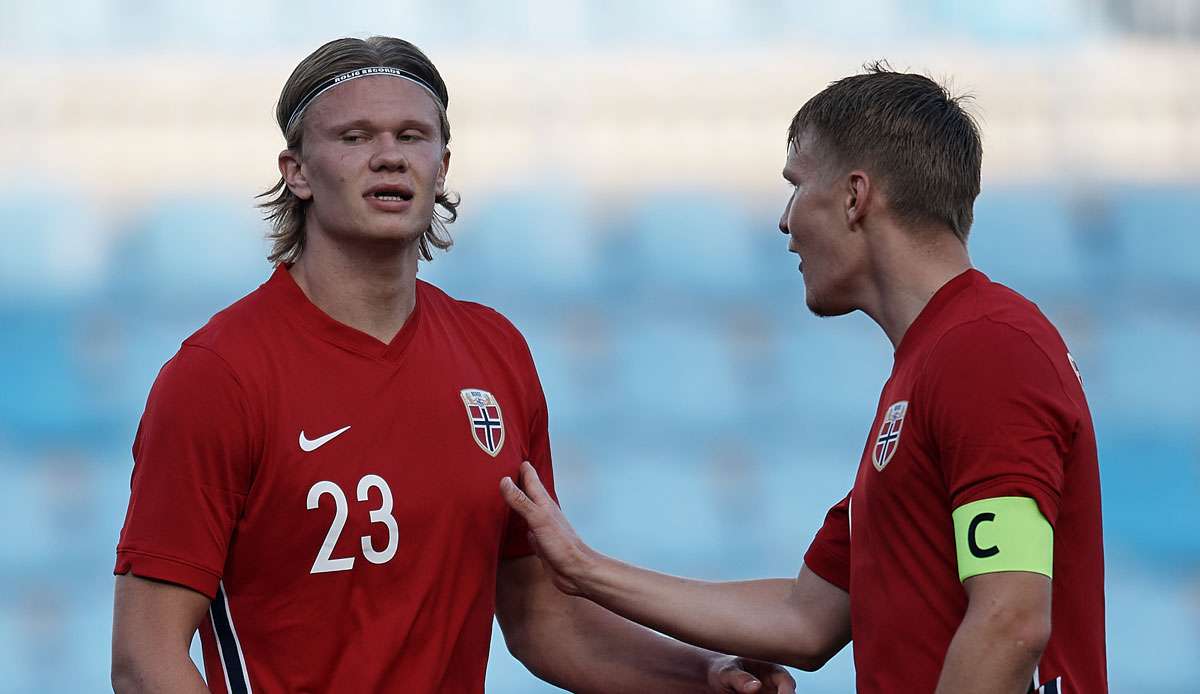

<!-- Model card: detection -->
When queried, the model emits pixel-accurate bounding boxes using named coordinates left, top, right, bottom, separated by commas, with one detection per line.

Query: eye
left=398, top=130, right=424, bottom=142
left=341, top=132, right=368, bottom=144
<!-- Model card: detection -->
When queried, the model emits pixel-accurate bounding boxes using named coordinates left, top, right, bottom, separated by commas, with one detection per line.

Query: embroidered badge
left=460, top=388, right=505, bottom=457
left=872, top=400, right=908, bottom=471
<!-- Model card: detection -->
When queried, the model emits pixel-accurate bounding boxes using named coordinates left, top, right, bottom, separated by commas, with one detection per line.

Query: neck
left=859, top=225, right=972, bottom=350
left=288, top=227, right=421, bottom=344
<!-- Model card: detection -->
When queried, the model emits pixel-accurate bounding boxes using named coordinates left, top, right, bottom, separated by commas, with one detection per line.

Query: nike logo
left=299, top=425, right=351, bottom=452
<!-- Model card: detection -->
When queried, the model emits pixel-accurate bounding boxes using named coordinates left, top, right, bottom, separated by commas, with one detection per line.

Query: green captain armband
left=952, top=497, right=1053, bottom=581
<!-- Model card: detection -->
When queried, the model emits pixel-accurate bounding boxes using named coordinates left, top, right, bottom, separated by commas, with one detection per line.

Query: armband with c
left=952, top=496, right=1053, bottom=581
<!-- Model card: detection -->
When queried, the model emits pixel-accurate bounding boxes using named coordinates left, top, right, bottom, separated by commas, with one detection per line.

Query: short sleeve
left=804, top=493, right=851, bottom=592
left=500, top=338, right=558, bottom=559
left=917, top=319, right=1077, bottom=526
left=114, top=345, right=258, bottom=599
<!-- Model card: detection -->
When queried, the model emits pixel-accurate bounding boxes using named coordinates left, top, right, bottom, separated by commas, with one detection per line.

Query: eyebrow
left=325, top=117, right=435, bottom=133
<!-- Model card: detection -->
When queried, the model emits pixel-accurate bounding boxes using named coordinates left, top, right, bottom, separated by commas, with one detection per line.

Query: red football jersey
left=115, top=265, right=555, bottom=693
left=805, top=269, right=1106, bottom=693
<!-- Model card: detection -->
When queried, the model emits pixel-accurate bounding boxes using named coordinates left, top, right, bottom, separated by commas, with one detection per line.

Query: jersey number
left=305, top=475, right=399, bottom=574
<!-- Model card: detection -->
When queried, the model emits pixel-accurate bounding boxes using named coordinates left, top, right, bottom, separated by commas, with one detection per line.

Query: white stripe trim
left=210, top=608, right=235, bottom=694
left=219, top=581, right=254, bottom=694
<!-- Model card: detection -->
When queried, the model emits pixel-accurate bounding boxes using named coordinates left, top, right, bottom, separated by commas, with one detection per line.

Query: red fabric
left=804, top=269, right=1106, bottom=693
left=803, top=494, right=850, bottom=592
left=115, top=265, right=555, bottom=693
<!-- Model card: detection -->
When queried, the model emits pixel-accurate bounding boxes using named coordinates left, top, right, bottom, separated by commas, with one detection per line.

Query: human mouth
left=364, top=184, right=415, bottom=210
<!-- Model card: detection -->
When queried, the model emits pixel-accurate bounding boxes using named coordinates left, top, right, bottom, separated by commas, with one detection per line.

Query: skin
left=280, top=75, right=450, bottom=344
left=112, top=73, right=794, bottom=694
left=500, top=128, right=1051, bottom=692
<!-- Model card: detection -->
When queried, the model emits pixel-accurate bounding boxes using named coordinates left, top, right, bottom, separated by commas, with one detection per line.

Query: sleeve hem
left=803, top=548, right=850, bottom=593
left=114, top=549, right=221, bottom=600
left=952, top=474, right=1061, bottom=527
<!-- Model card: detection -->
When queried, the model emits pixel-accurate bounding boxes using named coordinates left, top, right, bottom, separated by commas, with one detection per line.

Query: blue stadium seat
left=1111, top=187, right=1200, bottom=290
left=770, top=311, right=893, bottom=449
left=611, top=192, right=761, bottom=302
left=0, top=192, right=109, bottom=305
left=1092, top=313, right=1200, bottom=428
left=969, top=188, right=1084, bottom=296
left=0, top=308, right=118, bottom=443
left=611, top=313, right=744, bottom=434
left=418, top=187, right=600, bottom=305
left=107, top=196, right=272, bottom=319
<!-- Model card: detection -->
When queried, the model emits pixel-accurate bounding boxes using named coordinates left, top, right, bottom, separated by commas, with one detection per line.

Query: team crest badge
left=872, top=400, right=908, bottom=471
left=460, top=388, right=505, bottom=457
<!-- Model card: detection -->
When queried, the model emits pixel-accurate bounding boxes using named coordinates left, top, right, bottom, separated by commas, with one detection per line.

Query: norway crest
left=460, top=388, right=505, bottom=457
left=872, top=400, right=908, bottom=471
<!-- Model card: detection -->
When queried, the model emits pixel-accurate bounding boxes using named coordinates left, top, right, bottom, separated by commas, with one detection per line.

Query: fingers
left=518, top=461, right=554, bottom=505
left=768, top=670, right=796, bottom=694
left=719, top=669, right=762, bottom=693
left=499, top=475, right=535, bottom=518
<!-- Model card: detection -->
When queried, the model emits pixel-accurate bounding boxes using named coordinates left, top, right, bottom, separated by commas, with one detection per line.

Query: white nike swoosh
left=299, top=425, right=351, bottom=452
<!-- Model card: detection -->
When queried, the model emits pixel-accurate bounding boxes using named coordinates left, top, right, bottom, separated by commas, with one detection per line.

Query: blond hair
left=258, top=36, right=459, bottom=263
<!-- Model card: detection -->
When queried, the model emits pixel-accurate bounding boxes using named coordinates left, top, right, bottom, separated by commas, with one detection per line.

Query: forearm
left=576, top=551, right=809, bottom=665
left=111, top=651, right=209, bottom=693
left=935, top=617, right=1044, bottom=694
left=513, top=595, right=723, bottom=694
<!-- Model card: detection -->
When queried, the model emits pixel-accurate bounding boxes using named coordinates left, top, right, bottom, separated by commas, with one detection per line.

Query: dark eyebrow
left=326, top=117, right=435, bottom=134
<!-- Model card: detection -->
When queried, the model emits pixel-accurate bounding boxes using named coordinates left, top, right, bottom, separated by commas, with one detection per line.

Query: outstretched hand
left=500, top=461, right=595, bottom=597
left=501, top=463, right=798, bottom=694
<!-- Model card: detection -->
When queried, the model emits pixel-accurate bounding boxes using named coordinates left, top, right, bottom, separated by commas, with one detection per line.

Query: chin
left=362, top=223, right=427, bottom=245
left=805, top=289, right=855, bottom=318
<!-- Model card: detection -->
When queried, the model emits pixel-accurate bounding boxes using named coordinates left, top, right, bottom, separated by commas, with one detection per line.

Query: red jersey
left=804, top=269, right=1106, bottom=693
left=115, top=265, right=555, bottom=693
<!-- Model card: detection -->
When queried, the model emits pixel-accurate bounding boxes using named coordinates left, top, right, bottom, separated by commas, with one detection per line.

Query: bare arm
left=574, top=558, right=849, bottom=671
left=500, top=461, right=851, bottom=671
left=935, top=572, right=1051, bottom=694
left=111, top=574, right=212, bottom=693
left=497, top=555, right=796, bottom=694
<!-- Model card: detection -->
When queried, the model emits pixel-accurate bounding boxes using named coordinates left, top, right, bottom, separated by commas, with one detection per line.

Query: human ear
left=279, top=149, right=312, bottom=201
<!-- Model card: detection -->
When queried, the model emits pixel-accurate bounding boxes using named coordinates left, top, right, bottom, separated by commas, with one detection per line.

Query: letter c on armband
left=967, top=512, right=1000, bottom=558
left=952, top=497, right=1054, bottom=582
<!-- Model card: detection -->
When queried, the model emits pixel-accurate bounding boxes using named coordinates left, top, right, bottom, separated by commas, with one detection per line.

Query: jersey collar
left=266, top=263, right=423, bottom=362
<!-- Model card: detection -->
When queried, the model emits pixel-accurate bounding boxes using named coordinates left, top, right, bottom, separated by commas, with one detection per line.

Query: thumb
left=726, top=671, right=762, bottom=693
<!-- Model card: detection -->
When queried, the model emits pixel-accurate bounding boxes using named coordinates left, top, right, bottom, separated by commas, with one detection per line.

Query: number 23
left=306, top=474, right=398, bottom=574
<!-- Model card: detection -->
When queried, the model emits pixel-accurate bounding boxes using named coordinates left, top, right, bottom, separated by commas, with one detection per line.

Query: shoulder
left=919, top=287, right=1082, bottom=412
left=177, top=279, right=280, bottom=369
left=930, top=278, right=1070, bottom=372
left=419, top=280, right=532, bottom=355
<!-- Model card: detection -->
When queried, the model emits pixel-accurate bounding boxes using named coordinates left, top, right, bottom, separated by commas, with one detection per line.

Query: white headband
left=285, top=66, right=444, bottom=134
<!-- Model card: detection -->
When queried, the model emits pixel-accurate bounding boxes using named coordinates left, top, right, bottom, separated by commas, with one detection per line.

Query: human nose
left=778, top=197, right=791, bottom=235
left=370, top=134, right=408, bottom=172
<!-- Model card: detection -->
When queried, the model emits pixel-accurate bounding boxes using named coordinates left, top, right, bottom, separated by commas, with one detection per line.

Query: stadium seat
left=418, top=186, right=601, bottom=305
left=107, top=196, right=272, bottom=320
left=969, top=187, right=1084, bottom=296
left=0, top=192, right=109, bottom=305
left=609, top=192, right=761, bottom=302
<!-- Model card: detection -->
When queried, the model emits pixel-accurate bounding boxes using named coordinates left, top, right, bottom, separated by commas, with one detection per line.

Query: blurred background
left=1, top=0, right=1198, bottom=691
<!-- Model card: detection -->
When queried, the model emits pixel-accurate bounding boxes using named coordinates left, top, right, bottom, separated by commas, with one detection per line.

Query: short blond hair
left=258, top=36, right=458, bottom=264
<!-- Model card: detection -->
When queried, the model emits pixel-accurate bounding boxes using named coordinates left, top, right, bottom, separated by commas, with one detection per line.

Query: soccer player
left=502, top=64, right=1107, bottom=693
left=109, top=36, right=795, bottom=694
